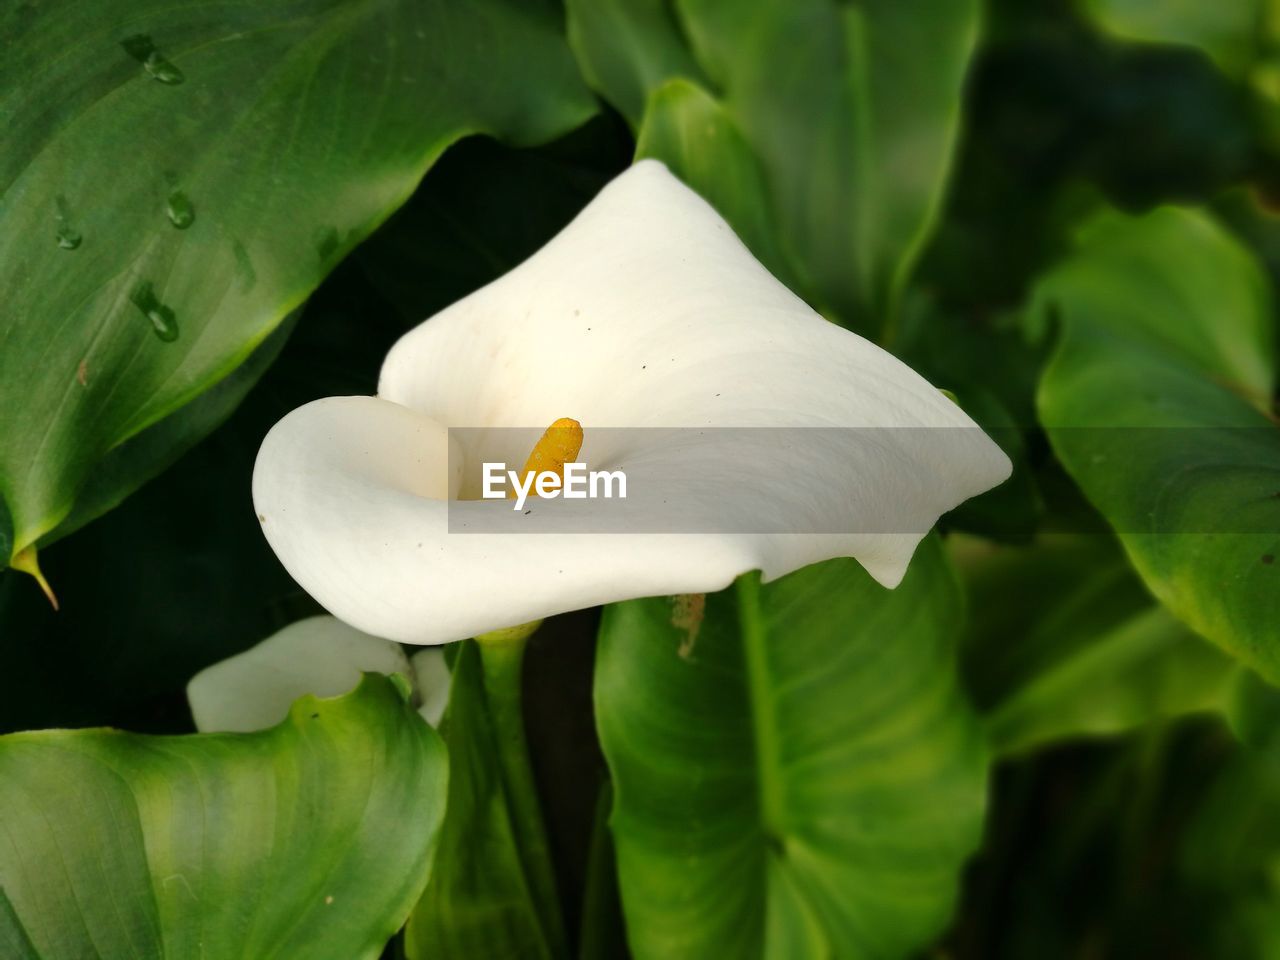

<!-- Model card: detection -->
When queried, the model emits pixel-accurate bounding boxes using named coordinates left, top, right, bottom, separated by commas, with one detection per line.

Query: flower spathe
left=187, top=615, right=448, bottom=732
left=253, top=161, right=1011, bottom=645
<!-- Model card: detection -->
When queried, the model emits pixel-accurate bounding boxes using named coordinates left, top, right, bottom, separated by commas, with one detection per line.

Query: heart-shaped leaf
left=0, top=674, right=447, bottom=959
left=0, top=0, right=594, bottom=560
left=1030, top=207, right=1280, bottom=681
left=595, top=540, right=986, bottom=959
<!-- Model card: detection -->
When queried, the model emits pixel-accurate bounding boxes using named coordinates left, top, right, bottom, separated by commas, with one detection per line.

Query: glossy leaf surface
left=0, top=675, right=447, bottom=959
left=0, top=0, right=593, bottom=558
left=596, top=541, right=986, bottom=958
left=1031, top=208, right=1280, bottom=681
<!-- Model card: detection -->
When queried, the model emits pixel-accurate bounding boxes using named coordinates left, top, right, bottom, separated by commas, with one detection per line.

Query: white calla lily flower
left=187, top=615, right=448, bottom=732
left=253, top=161, right=1010, bottom=645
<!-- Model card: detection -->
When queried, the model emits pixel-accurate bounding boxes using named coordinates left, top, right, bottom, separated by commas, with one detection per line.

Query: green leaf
left=406, top=640, right=566, bottom=959
left=566, top=0, right=980, bottom=332
left=0, top=0, right=594, bottom=559
left=41, top=311, right=295, bottom=548
left=1082, top=0, right=1265, bottom=78
left=566, top=0, right=710, bottom=126
left=955, top=535, right=1239, bottom=756
left=0, top=674, right=447, bottom=959
left=1030, top=207, right=1280, bottom=681
left=595, top=540, right=986, bottom=959
left=0, top=260, right=408, bottom=736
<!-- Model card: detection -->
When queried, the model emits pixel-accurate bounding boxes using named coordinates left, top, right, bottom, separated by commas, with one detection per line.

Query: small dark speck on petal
left=1264, top=554, right=1275, bottom=565
left=641, top=365, right=646, bottom=369
left=524, top=509, right=531, bottom=515
left=417, top=542, right=423, bottom=548
left=715, top=393, right=720, bottom=397
left=257, top=514, right=266, bottom=522
left=574, top=308, right=580, bottom=315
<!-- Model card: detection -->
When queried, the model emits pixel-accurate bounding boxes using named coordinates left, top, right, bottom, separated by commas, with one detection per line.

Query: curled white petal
left=254, top=161, right=1011, bottom=645
left=411, top=648, right=450, bottom=727
left=187, top=615, right=411, bottom=732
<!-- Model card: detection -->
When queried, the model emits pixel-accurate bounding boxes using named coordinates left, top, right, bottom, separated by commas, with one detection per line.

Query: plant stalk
left=476, top=629, right=568, bottom=956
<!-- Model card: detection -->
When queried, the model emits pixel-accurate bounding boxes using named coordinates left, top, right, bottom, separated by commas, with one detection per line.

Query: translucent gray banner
left=441, top=427, right=1280, bottom=535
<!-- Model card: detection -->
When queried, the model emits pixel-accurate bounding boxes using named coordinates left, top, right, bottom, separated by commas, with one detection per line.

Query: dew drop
left=144, top=53, right=184, bottom=84
left=130, top=281, right=180, bottom=342
left=166, top=189, right=194, bottom=228
left=54, top=195, right=81, bottom=250
left=121, top=35, right=185, bottom=85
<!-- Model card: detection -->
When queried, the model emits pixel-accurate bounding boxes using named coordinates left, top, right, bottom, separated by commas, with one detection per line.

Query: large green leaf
left=41, top=312, right=295, bottom=548
left=0, top=259, right=410, bottom=735
left=595, top=540, right=986, bottom=959
left=566, top=0, right=979, bottom=332
left=954, top=535, right=1239, bottom=756
left=0, top=0, right=594, bottom=560
left=1030, top=207, right=1280, bottom=681
left=0, top=674, right=447, bottom=959
left=406, top=640, right=566, bottom=959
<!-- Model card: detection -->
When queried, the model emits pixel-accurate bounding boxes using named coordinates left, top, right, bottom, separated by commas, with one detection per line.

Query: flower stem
left=578, top=780, right=623, bottom=960
left=475, top=627, right=567, bottom=955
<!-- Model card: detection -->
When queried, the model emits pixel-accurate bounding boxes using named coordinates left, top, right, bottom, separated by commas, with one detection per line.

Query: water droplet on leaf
left=131, top=281, right=180, bottom=342
left=144, top=53, right=184, bottom=84
left=54, top=195, right=81, bottom=249
left=166, top=189, right=194, bottom=228
left=121, top=35, right=184, bottom=85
